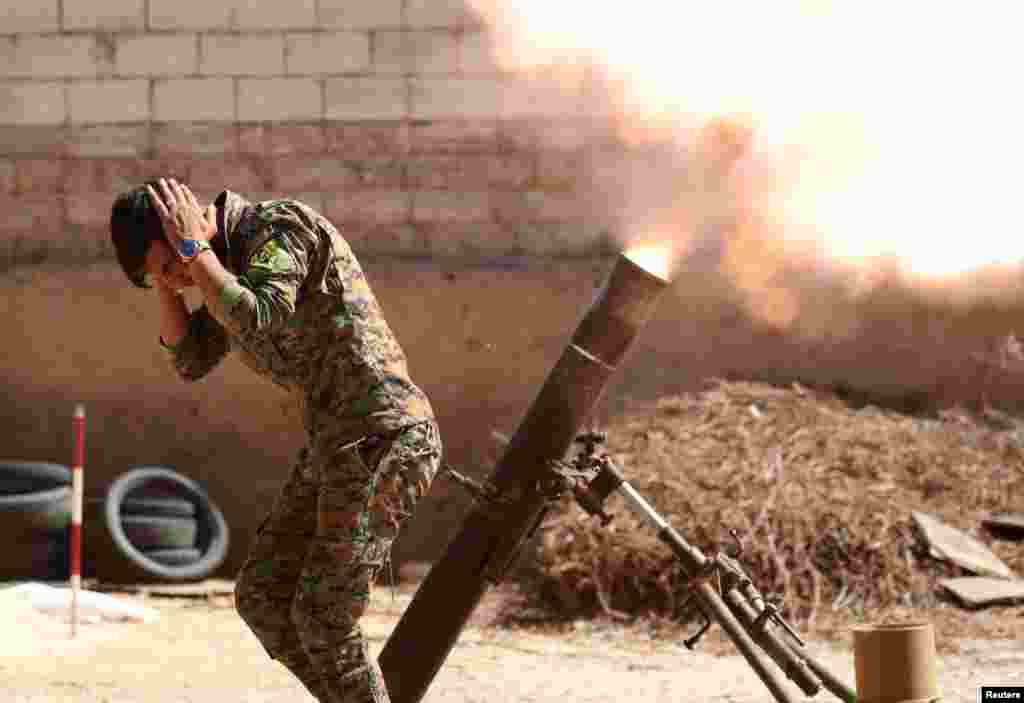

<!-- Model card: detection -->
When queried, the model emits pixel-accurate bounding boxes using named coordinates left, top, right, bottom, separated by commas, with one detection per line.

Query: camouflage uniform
left=161, top=191, right=441, bottom=702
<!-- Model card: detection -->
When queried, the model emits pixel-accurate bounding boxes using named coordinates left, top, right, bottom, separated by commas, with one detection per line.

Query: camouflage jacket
left=161, top=190, right=434, bottom=438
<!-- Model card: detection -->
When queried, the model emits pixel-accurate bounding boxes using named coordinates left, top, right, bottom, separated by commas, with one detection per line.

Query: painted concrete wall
left=6, top=257, right=1024, bottom=579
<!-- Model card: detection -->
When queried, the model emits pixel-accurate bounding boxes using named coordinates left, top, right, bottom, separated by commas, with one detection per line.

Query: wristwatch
left=176, top=238, right=212, bottom=264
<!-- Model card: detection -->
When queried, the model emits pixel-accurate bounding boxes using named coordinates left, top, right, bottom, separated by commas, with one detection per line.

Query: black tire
left=0, top=461, right=71, bottom=495
left=121, top=496, right=196, bottom=518
left=0, top=532, right=69, bottom=582
left=84, top=467, right=229, bottom=583
left=0, top=486, right=71, bottom=536
left=122, top=514, right=198, bottom=550
left=86, top=495, right=196, bottom=519
left=87, top=494, right=197, bottom=519
left=144, top=547, right=202, bottom=566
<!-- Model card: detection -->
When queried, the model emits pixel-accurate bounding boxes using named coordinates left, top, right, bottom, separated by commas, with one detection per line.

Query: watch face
left=179, top=240, right=197, bottom=257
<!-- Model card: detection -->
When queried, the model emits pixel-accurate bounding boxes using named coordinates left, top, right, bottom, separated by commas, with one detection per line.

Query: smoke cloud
left=467, top=0, right=1024, bottom=341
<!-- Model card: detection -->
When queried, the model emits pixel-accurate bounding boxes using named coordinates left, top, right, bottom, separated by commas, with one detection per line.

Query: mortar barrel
left=379, top=252, right=670, bottom=703
left=571, top=251, right=670, bottom=367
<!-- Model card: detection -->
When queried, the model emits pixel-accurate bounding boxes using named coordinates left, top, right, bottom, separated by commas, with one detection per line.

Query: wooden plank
left=983, top=513, right=1024, bottom=541
left=912, top=511, right=1015, bottom=579
left=940, top=577, right=1024, bottom=608
left=91, top=578, right=235, bottom=598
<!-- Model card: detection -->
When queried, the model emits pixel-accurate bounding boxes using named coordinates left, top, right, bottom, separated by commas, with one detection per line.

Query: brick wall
left=0, top=0, right=620, bottom=267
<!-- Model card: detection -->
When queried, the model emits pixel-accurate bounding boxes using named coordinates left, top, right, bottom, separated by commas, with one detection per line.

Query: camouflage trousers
left=235, top=419, right=442, bottom=703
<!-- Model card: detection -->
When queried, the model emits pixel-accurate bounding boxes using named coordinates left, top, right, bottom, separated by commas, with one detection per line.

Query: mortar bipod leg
left=719, top=586, right=822, bottom=695
left=613, top=478, right=803, bottom=703
left=784, top=639, right=858, bottom=703
left=688, top=578, right=806, bottom=703
left=732, top=568, right=857, bottom=703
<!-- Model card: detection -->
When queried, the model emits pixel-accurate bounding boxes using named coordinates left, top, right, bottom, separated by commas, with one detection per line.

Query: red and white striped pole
left=70, top=403, right=85, bottom=638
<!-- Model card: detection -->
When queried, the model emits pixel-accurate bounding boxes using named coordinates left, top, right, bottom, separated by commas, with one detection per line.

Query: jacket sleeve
left=206, top=224, right=313, bottom=337
left=159, top=305, right=231, bottom=382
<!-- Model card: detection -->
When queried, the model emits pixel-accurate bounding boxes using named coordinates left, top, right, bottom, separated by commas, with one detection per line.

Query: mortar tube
left=378, top=253, right=669, bottom=703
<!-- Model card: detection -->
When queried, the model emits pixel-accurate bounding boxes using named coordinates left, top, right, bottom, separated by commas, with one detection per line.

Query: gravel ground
left=1, top=584, right=1020, bottom=703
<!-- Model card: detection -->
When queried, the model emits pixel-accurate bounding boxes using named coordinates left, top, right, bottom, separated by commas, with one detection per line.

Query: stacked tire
left=84, top=467, right=229, bottom=583
left=0, top=461, right=73, bottom=582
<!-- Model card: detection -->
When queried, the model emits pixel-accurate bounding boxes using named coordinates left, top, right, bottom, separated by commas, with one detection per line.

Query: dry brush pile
left=513, top=380, right=1024, bottom=635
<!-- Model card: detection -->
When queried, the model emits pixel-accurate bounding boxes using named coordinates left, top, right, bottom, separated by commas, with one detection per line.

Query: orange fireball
left=470, top=0, right=1024, bottom=279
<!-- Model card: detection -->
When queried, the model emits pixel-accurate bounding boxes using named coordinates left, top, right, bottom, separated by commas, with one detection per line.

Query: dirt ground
left=1, top=581, right=1020, bottom=703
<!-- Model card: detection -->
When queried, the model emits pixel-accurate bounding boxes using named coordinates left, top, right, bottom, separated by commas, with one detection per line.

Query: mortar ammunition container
left=853, top=622, right=940, bottom=703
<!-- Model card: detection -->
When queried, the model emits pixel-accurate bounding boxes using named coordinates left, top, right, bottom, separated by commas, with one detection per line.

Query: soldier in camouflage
left=109, top=178, right=442, bottom=703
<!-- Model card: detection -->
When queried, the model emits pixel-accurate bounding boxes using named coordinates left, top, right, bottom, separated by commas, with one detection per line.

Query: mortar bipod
left=715, top=546, right=856, bottom=703
left=721, top=551, right=857, bottom=703
left=556, top=434, right=857, bottom=703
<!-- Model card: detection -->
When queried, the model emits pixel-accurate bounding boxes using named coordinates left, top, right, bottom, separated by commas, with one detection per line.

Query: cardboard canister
left=853, top=622, right=940, bottom=703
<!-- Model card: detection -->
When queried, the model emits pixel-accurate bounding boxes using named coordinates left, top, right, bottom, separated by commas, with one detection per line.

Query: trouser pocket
left=362, top=421, right=441, bottom=542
